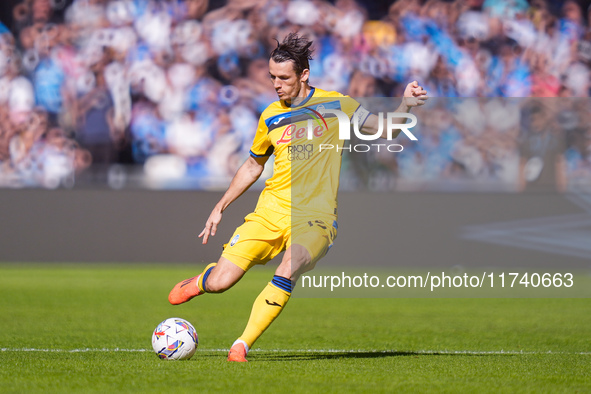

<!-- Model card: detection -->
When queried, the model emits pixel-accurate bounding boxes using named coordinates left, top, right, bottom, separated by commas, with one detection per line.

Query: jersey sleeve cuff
left=250, top=146, right=274, bottom=158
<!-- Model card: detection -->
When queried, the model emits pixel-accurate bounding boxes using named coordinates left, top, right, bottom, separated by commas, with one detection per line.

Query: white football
left=152, top=317, right=198, bottom=360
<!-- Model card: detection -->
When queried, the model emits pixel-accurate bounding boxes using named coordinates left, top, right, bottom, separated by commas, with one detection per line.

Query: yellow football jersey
left=249, top=88, right=370, bottom=219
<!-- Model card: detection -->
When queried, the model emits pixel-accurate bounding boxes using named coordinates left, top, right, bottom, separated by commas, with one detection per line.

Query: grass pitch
left=0, top=264, right=589, bottom=393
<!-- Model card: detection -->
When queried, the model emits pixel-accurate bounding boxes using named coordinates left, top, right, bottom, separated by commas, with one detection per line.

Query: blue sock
left=271, top=275, right=293, bottom=294
left=200, top=264, right=216, bottom=292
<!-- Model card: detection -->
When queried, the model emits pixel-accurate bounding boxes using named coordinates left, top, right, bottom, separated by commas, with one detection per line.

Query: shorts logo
left=230, top=234, right=240, bottom=246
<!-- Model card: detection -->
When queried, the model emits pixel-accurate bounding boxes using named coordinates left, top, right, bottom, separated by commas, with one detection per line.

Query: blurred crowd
left=0, top=0, right=590, bottom=190
left=351, top=97, right=591, bottom=192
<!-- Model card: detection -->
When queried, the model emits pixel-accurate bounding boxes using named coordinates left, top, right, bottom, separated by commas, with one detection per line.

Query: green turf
left=0, top=264, right=589, bottom=393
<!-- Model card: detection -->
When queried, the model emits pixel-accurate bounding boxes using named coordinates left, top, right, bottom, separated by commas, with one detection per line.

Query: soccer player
left=168, top=33, right=428, bottom=362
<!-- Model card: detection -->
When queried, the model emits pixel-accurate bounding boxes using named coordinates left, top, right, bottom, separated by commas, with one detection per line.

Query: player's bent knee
left=276, top=244, right=313, bottom=281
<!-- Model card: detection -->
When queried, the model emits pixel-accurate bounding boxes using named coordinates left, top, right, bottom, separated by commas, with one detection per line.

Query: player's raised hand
left=403, top=81, right=428, bottom=108
left=199, top=208, right=223, bottom=244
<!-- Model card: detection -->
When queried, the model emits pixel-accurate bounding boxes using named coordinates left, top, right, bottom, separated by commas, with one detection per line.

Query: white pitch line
left=0, top=348, right=150, bottom=353
left=1, top=348, right=590, bottom=355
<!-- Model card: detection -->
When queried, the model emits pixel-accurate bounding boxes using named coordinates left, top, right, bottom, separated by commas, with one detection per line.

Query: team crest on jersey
left=230, top=234, right=240, bottom=246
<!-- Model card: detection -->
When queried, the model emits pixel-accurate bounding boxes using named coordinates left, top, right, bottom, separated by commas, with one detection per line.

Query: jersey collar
left=284, top=87, right=315, bottom=108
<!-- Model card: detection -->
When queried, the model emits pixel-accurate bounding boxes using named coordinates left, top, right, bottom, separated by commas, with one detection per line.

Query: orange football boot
left=227, top=342, right=248, bottom=362
left=168, top=275, right=204, bottom=305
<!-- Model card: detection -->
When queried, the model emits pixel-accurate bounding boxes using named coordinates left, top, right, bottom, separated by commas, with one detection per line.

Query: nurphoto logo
left=317, top=109, right=418, bottom=153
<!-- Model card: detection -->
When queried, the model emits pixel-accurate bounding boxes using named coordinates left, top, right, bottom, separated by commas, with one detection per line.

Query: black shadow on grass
left=249, top=351, right=514, bottom=362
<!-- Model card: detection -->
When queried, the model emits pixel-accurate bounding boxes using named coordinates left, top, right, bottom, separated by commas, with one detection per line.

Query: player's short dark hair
left=270, top=32, right=314, bottom=76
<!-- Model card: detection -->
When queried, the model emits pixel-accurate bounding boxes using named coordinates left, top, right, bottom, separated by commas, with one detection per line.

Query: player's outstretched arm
left=199, top=155, right=268, bottom=244
left=361, top=81, right=428, bottom=138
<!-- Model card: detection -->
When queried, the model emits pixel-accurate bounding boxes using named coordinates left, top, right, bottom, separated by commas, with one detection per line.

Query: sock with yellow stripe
left=237, top=275, right=292, bottom=349
left=197, top=262, right=217, bottom=293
